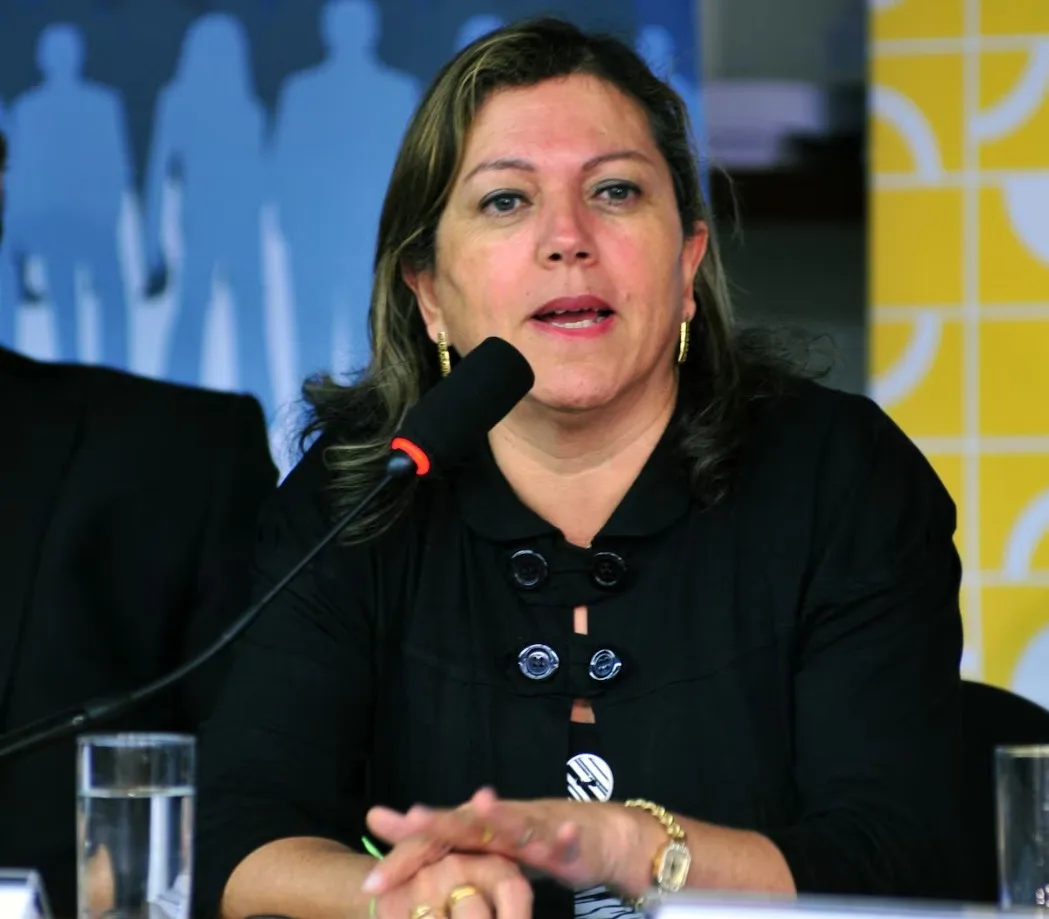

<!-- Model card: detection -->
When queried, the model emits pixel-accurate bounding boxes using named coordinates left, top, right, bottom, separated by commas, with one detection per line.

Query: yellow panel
left=980, top=455, right=1049, bottom=573
left=872, top=120, right=919, bottom=175
left=981, top=1, right=1049, bottom=36
left=978, top=185, right=1049, bottom=303
left=872, top=0, right=964, bottom=40
left=872, top=52, right=965, bottom=174
left=981, top=586, right=1049, bottom=694
left=870, top=0, right=1049, bottom=699
left=872, top=189, right=965, bottom=304
left=870, top=316, right=964, bottom=436
left=979, top=319, right=1049, bottom=436
left=977, top=50, right=1049, bottom=171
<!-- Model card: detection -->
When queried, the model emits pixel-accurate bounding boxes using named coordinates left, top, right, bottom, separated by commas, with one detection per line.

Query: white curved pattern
left=870, top=0, right=905, bottom=11
left=870, top=312, right=942, bottom=409
left=1012, top=626, right=1049, bottom=710
left=1002, top=489, right=1049, bottom=580
left=871, top=84, right=943, bottom=179
left=567, top=753, right=614, bottom=803
left=971, top=42, right=1049, bottom=142
left=1002, top=175, right=1049, bottom=266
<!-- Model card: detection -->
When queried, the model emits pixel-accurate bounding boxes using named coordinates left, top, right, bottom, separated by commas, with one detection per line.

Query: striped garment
left=566, top=751, right=643, bottom=919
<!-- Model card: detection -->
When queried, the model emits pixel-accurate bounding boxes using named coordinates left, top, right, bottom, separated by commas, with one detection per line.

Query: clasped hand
left=362, top=787, right=653, bottom=917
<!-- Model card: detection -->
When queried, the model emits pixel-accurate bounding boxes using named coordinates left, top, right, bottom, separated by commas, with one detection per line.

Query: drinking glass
left=996, top=744, right=1049, bottom=908
left=76, top=734, right=195, bottom=919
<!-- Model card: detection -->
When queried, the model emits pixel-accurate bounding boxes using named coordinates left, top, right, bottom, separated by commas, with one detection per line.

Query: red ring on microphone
left=390, top=437, right=431, bottom=476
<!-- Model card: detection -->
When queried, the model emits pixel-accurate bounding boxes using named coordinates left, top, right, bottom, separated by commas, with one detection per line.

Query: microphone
left=0, top=337, right=534, bottom=762
left=393, top=335, right=535, bottom=476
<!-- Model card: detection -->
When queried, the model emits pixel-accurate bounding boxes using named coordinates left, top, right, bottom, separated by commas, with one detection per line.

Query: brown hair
left=302, top=16, right=813, bottom=541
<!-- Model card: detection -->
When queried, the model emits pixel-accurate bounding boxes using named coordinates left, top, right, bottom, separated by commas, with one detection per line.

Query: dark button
left=591, top=550, right=627, bottom=589
left=507, top=549, right=548, bottom=590
left=518, top=643, right=560, bottom=680
left=589, top=649, right=622, bottom=682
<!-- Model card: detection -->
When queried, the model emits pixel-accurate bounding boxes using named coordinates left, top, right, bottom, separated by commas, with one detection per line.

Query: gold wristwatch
left=622, top=799, right=692, bottom=910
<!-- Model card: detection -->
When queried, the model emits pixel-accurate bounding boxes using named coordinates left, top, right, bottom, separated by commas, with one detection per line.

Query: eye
left=480, top=190, right=528, bottom=215
left=595, top=181, right=641, bottom=205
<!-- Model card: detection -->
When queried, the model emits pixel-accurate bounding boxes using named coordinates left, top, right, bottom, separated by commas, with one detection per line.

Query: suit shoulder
left=65, top=366, right=272, bottom=470
left=753, top=377, right=907, bottom=459
left=85, top=365, right=260, bottom=422
left=0, top=346, right=39, bottom=378
left=3, top=352, right=259, bottom=427
left=748, top=377, right=950, bottom=519
left=743, top=377, right=940, bottom=496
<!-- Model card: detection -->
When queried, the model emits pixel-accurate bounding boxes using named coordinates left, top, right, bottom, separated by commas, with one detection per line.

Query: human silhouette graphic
left=143, top=14, right=273, bottom=417
left=0, top=242, right=12, bottom=348
left=271, top=0, right=419, bottom=380
left=3, top=25, right=132, bottom=365
left=453, top=14, right=506, bottom=52
left=636, top=23, right=709, bottom=200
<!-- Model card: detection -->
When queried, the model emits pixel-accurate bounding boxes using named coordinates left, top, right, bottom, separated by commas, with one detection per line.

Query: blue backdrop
left=0, top=0, right=704, bottom=468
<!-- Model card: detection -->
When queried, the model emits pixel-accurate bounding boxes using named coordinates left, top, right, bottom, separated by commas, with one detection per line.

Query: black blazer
left=196, top=379, right=965, bottom=917
left=0, top=346, right=277, bottom=916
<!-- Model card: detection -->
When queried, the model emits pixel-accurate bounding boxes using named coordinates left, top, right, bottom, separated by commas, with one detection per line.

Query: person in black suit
left=0, top=128, right=279, bottom=917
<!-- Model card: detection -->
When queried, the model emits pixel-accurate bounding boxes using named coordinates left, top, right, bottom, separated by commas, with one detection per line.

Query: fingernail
left=362, top=870, right=382, bottom=893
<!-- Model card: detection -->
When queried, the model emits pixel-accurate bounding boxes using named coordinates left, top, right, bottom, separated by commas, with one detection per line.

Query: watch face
left=658, top=841, right=692, bottom=892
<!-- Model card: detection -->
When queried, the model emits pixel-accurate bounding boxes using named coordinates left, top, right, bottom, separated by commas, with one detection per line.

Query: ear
left=402, top=260, right=445, bottom=344
left=680, top=220, right=709, bottom=321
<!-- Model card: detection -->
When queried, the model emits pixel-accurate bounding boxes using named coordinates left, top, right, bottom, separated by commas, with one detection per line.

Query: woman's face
left=406, top=73, right=707, bottom=415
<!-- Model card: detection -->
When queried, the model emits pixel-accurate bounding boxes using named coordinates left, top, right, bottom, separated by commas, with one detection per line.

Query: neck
left=489, top=377, right=678, bottom=546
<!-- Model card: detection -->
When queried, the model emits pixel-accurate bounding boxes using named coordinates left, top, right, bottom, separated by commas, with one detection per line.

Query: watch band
left=622, top=799, right=692, bottom=911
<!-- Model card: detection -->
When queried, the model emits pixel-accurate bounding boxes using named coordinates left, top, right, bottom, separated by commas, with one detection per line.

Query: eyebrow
left=462, top=149, right=652, bottom=183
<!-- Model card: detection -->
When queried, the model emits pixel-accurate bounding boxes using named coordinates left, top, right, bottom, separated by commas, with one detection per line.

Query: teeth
left=543, top=308, right=607, bottom=317
left=548, top=315, right=608, bottom=329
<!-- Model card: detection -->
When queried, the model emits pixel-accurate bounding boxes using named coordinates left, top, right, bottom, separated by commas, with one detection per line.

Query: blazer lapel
left=0, top=352, right=84, bottom=718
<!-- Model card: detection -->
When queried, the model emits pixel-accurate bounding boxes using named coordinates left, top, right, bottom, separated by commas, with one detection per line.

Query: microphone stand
left=0, top=453, right=417, bottom=763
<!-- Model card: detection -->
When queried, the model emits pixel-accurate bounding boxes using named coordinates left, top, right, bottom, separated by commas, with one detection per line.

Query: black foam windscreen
left=394, top=337, right=534, bottom=474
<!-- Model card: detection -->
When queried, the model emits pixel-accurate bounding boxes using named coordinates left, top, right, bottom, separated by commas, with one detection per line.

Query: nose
left=537, top=198, right=596, bottom=266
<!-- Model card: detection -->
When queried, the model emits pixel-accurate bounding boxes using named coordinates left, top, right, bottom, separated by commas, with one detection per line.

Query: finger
left=432, top=854, right=529, bottom=919
left=446, top=884, right=492, bottom=919
left=368, top=801, right=491, bottom=850
left=362, top=833, right=450, bottom=896
left=468, top=786, right=499, bottom=812
left=468, top=790, right=555, bottom=853
left=457, top=796, right=551, bottom=854
left=392, top=805, right=502, bottom=853
left=471, top=798, right=579, bottom=865
left=489, top=871, right=534, bottom=919
left=468, top=808, right=587, bottom=890
left=372, top=871, right=443, bottom=919
left=367, top=804, right=436, bottom=845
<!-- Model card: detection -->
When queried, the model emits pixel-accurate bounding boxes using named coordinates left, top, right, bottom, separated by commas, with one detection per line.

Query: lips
left=531, top=295, right=614, bottom=330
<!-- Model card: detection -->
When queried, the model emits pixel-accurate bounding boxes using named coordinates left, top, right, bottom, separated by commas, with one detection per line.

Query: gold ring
left=446, top=885, right=480, bottom=909
left=410, top=906, right=437, bottom=919
left=479, top=825, right=494, bottom=845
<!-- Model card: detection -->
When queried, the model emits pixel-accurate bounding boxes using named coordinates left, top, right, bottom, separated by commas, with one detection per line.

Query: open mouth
left=532, top=307, right=614, bottom=329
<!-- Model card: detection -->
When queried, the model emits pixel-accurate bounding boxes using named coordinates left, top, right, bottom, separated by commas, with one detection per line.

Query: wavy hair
left=301, top=16, right=816, bottom=542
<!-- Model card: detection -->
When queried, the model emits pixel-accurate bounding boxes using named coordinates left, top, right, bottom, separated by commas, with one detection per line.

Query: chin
left=528, top=382, right=619, bottom=415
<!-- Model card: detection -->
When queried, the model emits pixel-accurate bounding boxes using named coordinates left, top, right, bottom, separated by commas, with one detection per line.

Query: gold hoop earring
left=437, top=332, right=452, bottom=378
left=677, top=320, right=690, bottom=365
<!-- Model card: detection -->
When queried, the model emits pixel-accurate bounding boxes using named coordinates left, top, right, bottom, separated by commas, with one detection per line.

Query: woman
left=195, top=17, right=964, bottom=919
